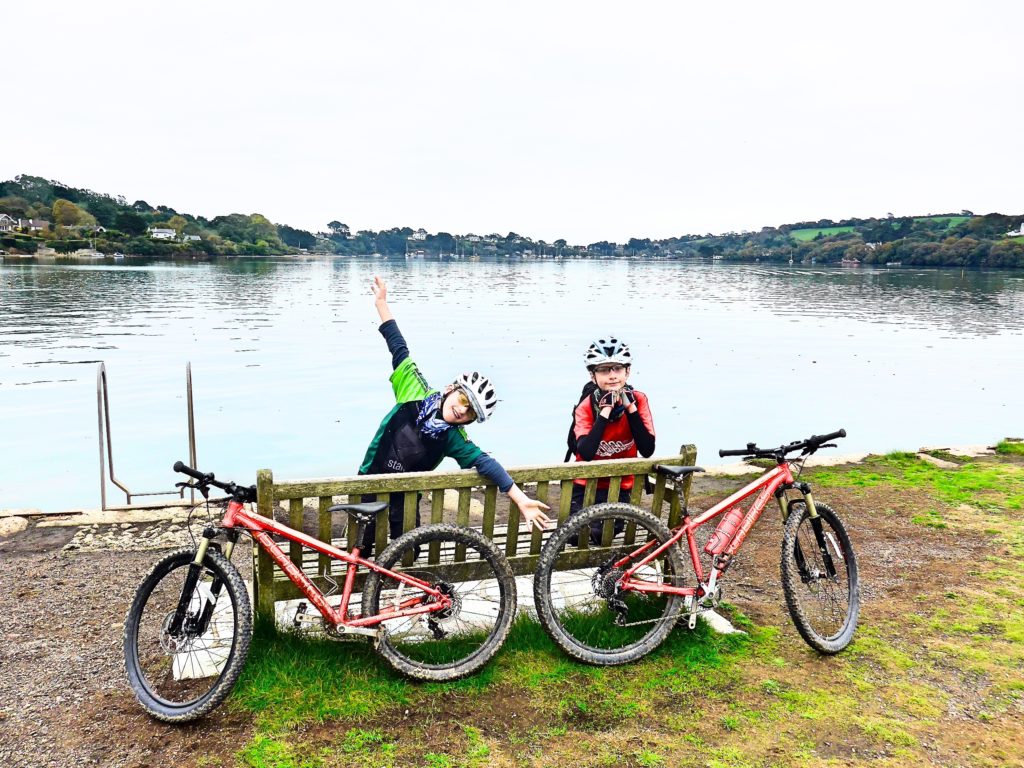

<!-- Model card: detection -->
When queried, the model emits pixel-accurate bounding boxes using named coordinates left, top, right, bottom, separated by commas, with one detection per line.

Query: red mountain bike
left=532, top=429, right=859, bottom=665
left=124, top=462, right=516, bottom=722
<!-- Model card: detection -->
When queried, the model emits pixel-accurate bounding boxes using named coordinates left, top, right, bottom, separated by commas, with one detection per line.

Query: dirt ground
left=0, top=467, right=1013, bottom=768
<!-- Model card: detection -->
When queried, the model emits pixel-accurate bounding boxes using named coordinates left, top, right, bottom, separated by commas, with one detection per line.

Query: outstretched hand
left=507, top=484, right=553, bottom=532
left=519, top=499, right=554, bottom=533
left=371, top=275, right=388, bottom=302
left=371, top=275, right=394, bottom=323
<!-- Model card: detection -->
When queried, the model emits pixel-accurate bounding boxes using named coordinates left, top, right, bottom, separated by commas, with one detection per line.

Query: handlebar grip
left=819, top=428, right=846, bottom=442
left=173, top=461, right=208, bottom=481
left=718, top=448, right=751, bottom=457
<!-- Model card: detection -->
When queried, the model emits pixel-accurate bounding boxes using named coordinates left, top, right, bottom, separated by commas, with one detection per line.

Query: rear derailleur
left=592, top=560, right=630, bottom=626
left=426, top=582, right=459, bottom=640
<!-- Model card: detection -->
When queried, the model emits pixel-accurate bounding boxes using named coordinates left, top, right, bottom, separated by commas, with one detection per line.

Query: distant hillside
left=2, top=174, right=1023, bottom=267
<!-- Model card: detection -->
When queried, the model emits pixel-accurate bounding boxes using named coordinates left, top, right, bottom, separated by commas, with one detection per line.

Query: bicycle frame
left=617, top=462, right=803, bottom=598
left=215, top=500, right=451, bottom=632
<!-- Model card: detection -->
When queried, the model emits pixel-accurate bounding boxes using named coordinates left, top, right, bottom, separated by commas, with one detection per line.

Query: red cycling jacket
left=572, top=391, right=655, bottom=491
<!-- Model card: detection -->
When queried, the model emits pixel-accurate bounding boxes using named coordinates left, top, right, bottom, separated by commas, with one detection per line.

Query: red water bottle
left=704, top=506, right=745, bottom=555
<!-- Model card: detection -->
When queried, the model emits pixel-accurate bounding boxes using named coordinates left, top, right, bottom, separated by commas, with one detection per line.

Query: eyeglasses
left=593, top=364, right=626, bottom=374
left=454, top=390, right=478, bottom=421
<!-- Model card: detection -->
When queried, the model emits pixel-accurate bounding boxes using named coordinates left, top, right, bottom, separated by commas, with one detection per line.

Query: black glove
left=621, top=386, right=636, bottom=407
left=597, top=389, right=620, bottom=410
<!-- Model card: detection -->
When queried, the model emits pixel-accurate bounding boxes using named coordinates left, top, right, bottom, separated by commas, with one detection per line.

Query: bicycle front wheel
left=124, top=547, right=252, bottom=722
left=533, top=503, right=687, bottom=666
left=362, top=524, right=517, bottom=681
left=781, top=501, right=860, bottom=653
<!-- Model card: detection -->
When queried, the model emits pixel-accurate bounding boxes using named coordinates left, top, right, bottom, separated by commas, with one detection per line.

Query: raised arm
left=371, top=276, right=409, bottom=370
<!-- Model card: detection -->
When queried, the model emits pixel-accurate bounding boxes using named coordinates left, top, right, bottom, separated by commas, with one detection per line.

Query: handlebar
left=718, top=429, right=846, bottom=460
left=173, top=461, right=257, bottom=503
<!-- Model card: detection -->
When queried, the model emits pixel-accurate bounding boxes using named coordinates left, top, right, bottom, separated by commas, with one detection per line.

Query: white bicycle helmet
left=584, top=337, right=632, bottom=369
left=454, top=371, right=498, bottom=423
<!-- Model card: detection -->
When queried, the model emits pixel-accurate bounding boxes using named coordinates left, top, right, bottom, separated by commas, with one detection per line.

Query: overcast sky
left=4, top=1, right=1022, bottom=243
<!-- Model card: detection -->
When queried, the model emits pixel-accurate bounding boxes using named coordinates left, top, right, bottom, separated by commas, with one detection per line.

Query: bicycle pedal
left=293, top=601, right=320, bottom=626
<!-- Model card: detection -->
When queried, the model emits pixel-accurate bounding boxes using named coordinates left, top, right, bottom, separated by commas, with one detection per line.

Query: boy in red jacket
left=570, top=336, right=656, bottom=542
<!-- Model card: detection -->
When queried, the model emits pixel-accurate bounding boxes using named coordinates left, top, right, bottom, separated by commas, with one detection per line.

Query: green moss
left=857, top=717, right=918, bottom=747
left=635, top=749, right=666, bottom=767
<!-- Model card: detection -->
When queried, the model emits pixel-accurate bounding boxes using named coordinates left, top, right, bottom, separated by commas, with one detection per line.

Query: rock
left=437, top=489, right=485, bottom=515
left=916, top=452, right=960, bottom=469
left=0, top=517, right=29, bottom=538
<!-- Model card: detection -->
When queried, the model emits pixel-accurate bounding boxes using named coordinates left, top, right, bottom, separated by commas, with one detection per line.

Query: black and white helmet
left=454, top=371, right=498, bottom=423
left=584, top=337, right=632, bottom=369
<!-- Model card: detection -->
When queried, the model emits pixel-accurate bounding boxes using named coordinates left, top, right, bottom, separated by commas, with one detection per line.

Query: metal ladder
left=96, top=362, right=198, bottom=510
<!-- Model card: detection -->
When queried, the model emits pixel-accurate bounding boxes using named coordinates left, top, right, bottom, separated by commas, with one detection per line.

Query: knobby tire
left=533, top=503, right=687, bottom=666
left=124, top=547, right=252, bottom=722
left=780, top=501, right=860, bottom=653
left=362, top=524, right=517, bottom=681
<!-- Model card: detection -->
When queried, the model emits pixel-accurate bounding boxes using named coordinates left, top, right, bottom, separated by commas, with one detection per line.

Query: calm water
left=2, top=255, right=1022, bottom=512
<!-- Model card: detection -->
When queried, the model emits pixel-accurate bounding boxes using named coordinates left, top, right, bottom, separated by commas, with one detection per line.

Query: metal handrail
left=97, top=362, right=197, bottom=509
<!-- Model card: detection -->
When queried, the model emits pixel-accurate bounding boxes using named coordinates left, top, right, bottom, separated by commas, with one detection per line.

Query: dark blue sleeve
left=472, top=453, right=514, bottom=493
left=379, top=319, right=409, bottom=370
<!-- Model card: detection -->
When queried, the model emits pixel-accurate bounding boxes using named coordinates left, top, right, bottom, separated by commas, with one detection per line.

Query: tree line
left=2, top=174, right=1023, bottom=268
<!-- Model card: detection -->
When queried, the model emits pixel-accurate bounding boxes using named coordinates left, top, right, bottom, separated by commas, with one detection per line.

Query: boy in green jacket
left=357, top=276, right=551, bottom=553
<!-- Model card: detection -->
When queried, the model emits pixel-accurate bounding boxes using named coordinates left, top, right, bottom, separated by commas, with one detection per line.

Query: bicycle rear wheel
left=124, top=547, right=252, bottom=722
left=533, top=503, right=687, bottom=666
left=780, top=501, right=860, bottom=653
left=362, top=524, right=516, bottom=681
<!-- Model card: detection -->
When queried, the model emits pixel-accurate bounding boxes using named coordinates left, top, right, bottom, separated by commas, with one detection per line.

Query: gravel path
left=0, top=516, right=256, bottom=768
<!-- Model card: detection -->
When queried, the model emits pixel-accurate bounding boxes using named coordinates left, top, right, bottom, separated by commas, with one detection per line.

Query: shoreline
left=0, top=442, right=1002, bottom=522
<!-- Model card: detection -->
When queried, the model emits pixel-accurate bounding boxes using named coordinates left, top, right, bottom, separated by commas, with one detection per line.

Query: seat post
left=351, top=519, right=368, bottom=554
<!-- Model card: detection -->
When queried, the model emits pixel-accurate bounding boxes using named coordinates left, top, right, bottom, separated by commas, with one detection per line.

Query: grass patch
left=996, top=439, right=1024, bottom=456
left=789, top=226, right=855, bottom=241
left=232, top=630, right=413, bottom=730
left=913, top=215, right=971, bottom=228
left=808, top=451, right=1024, bottom=511
left=910, top=508, right=948, bottom=529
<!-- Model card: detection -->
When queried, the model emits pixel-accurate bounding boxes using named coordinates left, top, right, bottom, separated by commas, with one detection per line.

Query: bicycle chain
left=616, top=607, right=701, bottom=627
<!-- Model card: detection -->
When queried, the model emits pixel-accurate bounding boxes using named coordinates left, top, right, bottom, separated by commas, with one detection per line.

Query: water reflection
left=1, top=256, right=1021, bottom=512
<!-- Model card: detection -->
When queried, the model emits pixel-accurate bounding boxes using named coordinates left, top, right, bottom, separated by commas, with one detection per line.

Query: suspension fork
left=788, top=484, right=838, bottom=579
left=169, top=528, right=215, bottom=634
left=195, top=528, right=240, bottom=633
left=170, top=527, right=239, bottom=636
left=777, top=488, right=808, bottom=577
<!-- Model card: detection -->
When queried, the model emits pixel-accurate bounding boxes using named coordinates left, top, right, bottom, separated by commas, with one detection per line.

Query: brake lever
left=821, top=442, right=837, bottom=449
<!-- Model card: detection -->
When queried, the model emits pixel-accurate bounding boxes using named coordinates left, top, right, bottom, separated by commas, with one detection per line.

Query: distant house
left=464, top=233, right=481, bottom=243
left=409, top=228, right=428, bottom=241
left=183, top=234, right=201, bottom=242
left=18, top=218, right=50, bottom=232
left=149, top=228, right=176, bottom=240
left=1006, top=222, right=1024, bottom=237
left=0, top=213, right=16, bottom=232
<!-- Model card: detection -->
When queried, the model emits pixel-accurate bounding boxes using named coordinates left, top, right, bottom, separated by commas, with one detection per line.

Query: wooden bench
left=252, top=444, right=697, bottom=621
